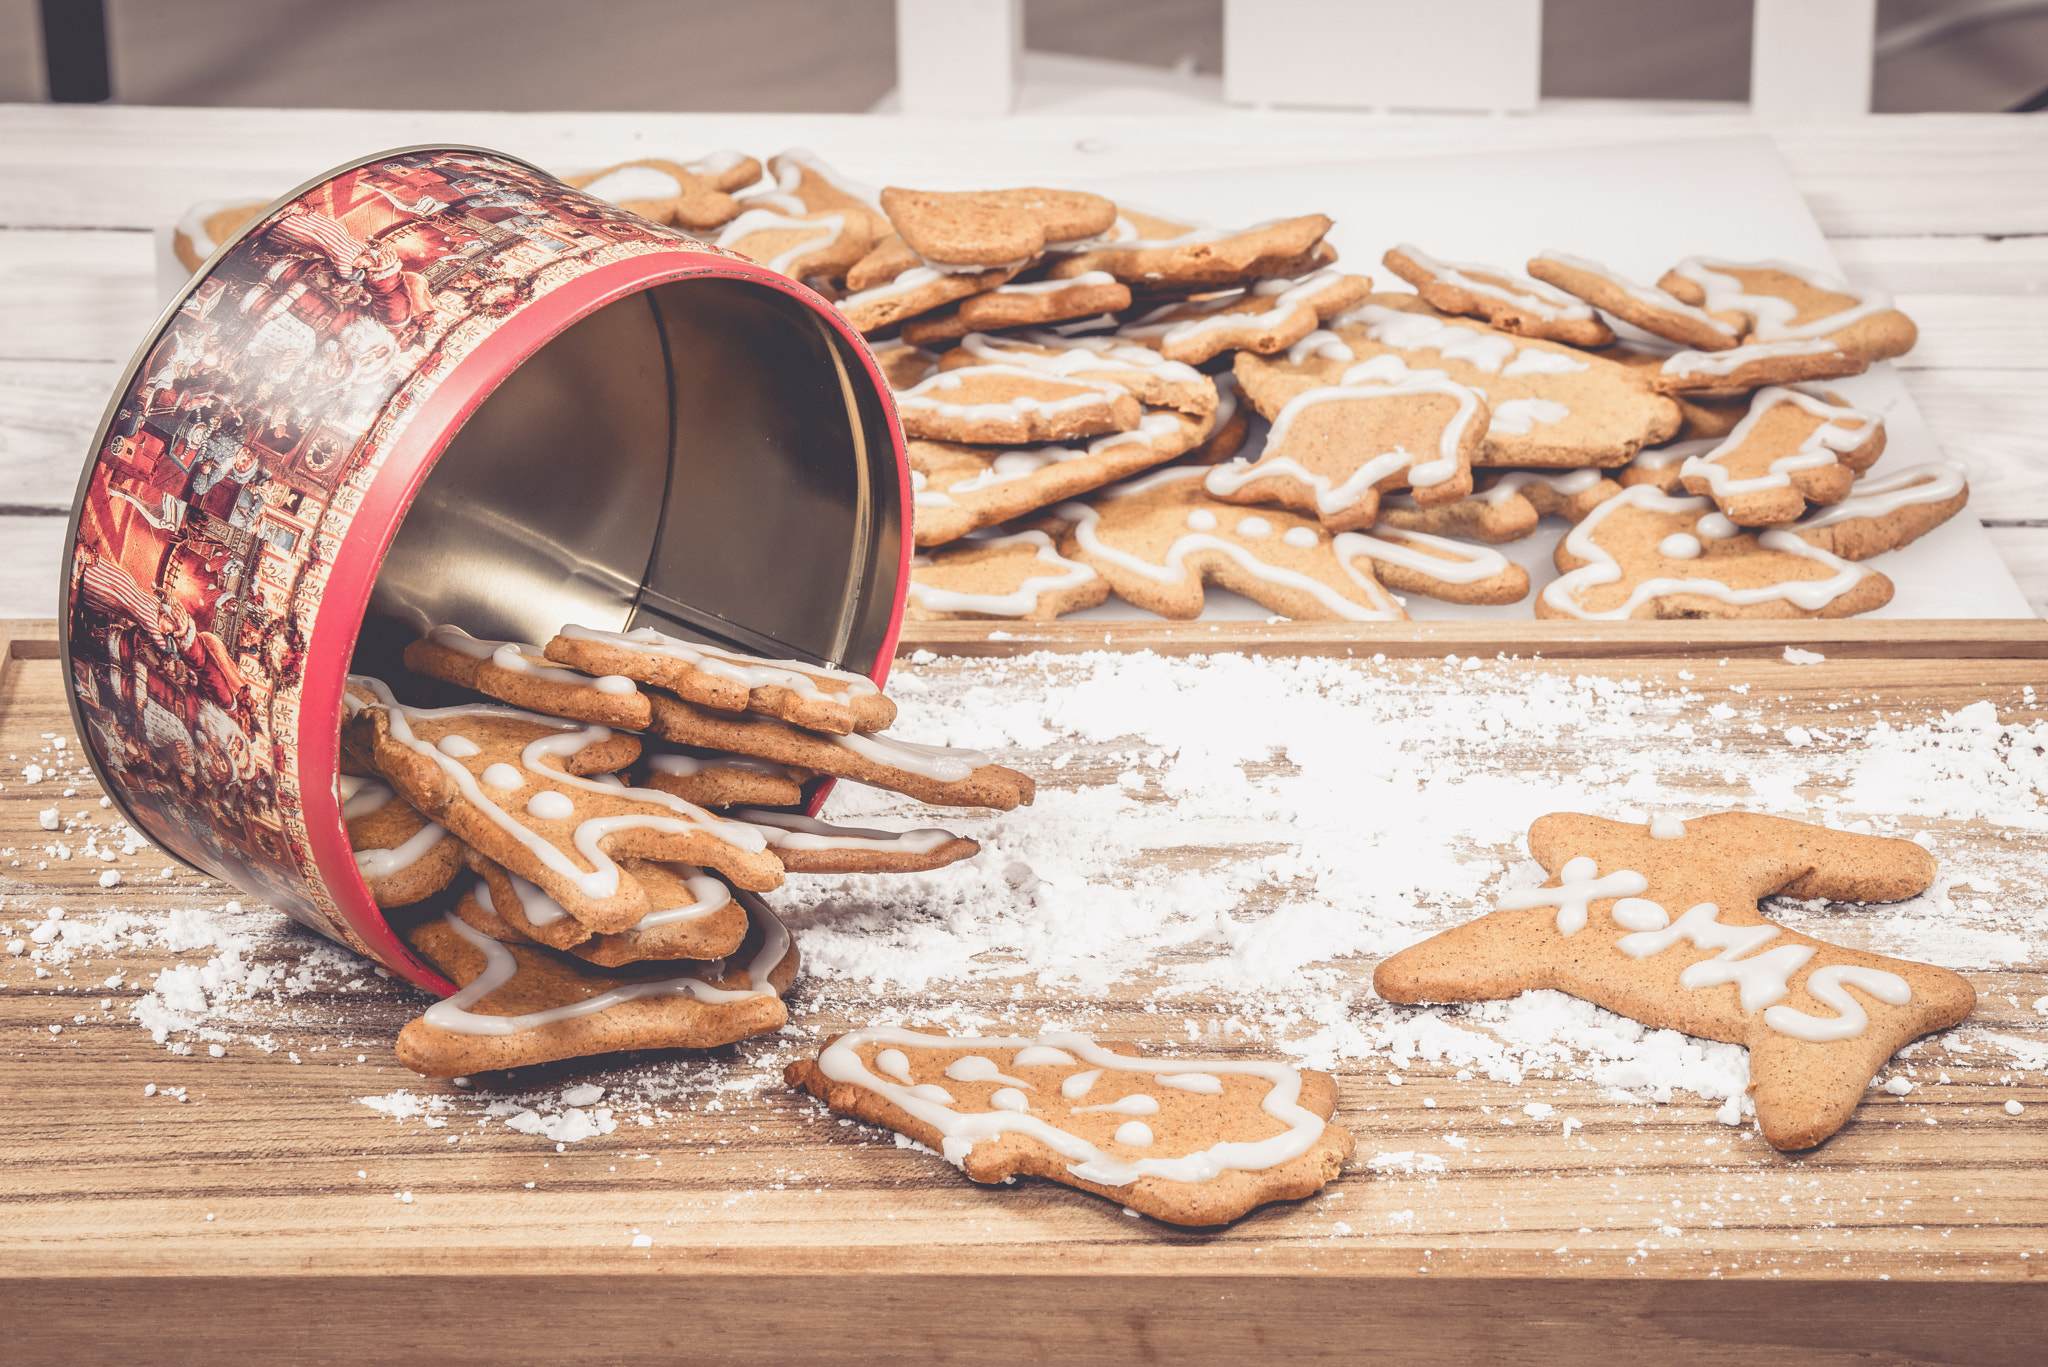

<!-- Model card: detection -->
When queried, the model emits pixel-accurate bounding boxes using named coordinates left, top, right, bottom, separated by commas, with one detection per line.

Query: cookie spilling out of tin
left=342, top=621, right=1033, bottom=1079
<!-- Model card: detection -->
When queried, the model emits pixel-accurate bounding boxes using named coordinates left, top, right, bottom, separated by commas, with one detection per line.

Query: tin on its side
left=60, top=145, right=907, bottom=989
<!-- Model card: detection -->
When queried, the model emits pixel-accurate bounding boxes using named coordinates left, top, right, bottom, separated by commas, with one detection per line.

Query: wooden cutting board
left=4, top=618, right=2044, bottom=1364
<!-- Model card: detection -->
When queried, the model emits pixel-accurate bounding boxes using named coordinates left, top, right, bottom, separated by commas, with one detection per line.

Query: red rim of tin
left=60, top=144, right=910, bottom=996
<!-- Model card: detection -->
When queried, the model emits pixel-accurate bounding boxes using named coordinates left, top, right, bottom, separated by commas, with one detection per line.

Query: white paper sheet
left=1057, top=134, right=2032, bottom=621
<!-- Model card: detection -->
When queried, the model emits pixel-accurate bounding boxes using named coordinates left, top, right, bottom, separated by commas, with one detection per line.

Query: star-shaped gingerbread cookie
left=1375, top=812, right=1975, bottom=1150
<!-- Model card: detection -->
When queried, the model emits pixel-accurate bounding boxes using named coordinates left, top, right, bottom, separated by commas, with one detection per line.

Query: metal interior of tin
left=357, top=276, right=901, bottom=681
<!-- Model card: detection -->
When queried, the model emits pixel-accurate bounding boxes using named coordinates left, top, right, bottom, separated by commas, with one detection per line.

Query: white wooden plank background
left=2, top=104, right=2043, bottom=619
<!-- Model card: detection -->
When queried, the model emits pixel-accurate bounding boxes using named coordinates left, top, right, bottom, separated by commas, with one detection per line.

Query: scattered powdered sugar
left=765, top=650, right=2047, bottom=1107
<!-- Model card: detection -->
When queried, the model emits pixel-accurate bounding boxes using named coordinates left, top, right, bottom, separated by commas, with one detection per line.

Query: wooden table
left=5, top=614, right=2046, bottom=1362
left=5, top=106, right=2048, bottom=1360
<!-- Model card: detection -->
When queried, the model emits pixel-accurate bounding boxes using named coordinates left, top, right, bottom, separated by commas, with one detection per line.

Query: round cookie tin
left=57, top=146, right=908, bottom=993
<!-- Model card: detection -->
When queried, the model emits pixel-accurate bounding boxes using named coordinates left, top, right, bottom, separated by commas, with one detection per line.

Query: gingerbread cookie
left=1294, top=298, right=1680, bottom=467
left=1055, top=468, right=1406, bottom=621
left=641, top=695, right=1035, bottom=811
left=1383, top=244, right=1613, bottom=348
left=1655, top=339, right=1865, bottom=395
left=937, top=332, right=1218, bottom=416
left=712, top=208, right=872, bottom=281
left=458, top=850, right=749, bottom=965
left=907, top=530, right=1108, bottom=621
left=1044, top=208, right=1335, bottom=289
left=1176, top=373, right=1249, bottom=466
left=909, top=409, right=1212, bottom=547
left=403, top=625, right=649, bottom=730
left=1538, top=485, right=1893, bottom=620
left=1119, top=270, right=1373, bottom=365
left=893, top=365, right=1144, bottom=445
left=785, top=1028, right=1353, bottom=1226
left=544, top=624, right=894, bottom=736
left=1678, top=387, right=1885, bottom=525
left=565, top=159, right=741, bottom=230
left=1378, top=469, right=1623, bottom=544
left=729, top=808, right=980, bottom=875
left=1340, top=526, right=1529, bottom=605
left=740, top=148, right=890, bottom=239
left=880, top=186, right=1118, bottom=270
left=344, top=775, right=462, bottom=908
left=846, top=234, right=921, bottom=291
left=1591, top=342, right=1750, bottom=440
left=903, top=272, right=1134, bottom=344
left=870, top=338, right=939, bottom=390
left=1617, top=438, right=1721, bottom=494
left=345, top=678, right=785, bottom=932
left=1526, top=251, right=1742, bottom=351
left=1658, top=257, right=1918, bottom=364
left=836, top=266, right=1017, bottom=335
left=681, top=150, right=762, bottom=194
left=640, top=748, right=812, bottom=809
left=397, top=891, right=797, bottom=1077
left=1204, top=353, right=1483, bottom=532
left=1374, top=812, right=1974, bottom=1150
left=172, top=199, right=268, bottom=272
left=1787, top=463, right=1971, bottom=561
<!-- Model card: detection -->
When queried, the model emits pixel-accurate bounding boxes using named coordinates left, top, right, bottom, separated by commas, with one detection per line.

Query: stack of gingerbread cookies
left=546, top=149, right=1961, bottom=624
left=340, top=622, right=1032, bottom=1078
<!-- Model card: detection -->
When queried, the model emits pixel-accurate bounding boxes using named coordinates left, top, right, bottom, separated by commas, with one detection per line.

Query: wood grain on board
left=3, top=619, right=2043, bottom=1361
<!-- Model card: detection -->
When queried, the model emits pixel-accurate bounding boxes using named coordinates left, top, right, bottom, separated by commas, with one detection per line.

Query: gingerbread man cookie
left=1657, top=258, right=1918, bottom=364
left=544, top=624, right=895, bottom=736
left=1678, top=387, right=1886, bottom=526
left=641, top=695, right=1036, bottom=811
left=1375, top=812, right=1975, bottom=1150
left=836, top=266, right=1017, bottom=335
left=1383, top=244, right=1613, bottom=348
left=879, top=186, right=1118, bottom=271
left=712, top=207, right=872, bottom=281
left=345, top=678, right=785, bottom=931
left=1538, top=485, right=1893, bottom=620
left=1786, top=463, right=1971, bottom=561
left=728, top=808, right=980, bottom=875
left=1273, top=297, right=1680, bottom=468
left=1526, top=251, right=1741, bottom=351
left=565, top=158, right=742, bottom=231
left=639, top=748, right=813, bottom=809
left=403, top=625, right=649, bottom=730
left=893, top=364, right=1145, bottom=445
left=902, top=271, right=1133, bottom=345
left=397, top=890, right=797, bottom=1078
left=785, top=1028, right=1353, bottom=1225
left=739, top=148, right=890, bottom=239
left=1056, top=468, right=1417, bottom=621
left=907, top=530, right=1108, bottom=621
left=909, top=408, right=1213, bottom=547
left=1118, top=269, right=1374, bottom=365
left=937, top=332, right=1218, bottom=417
left=1654, top=339, right=1865, bottom=395
left=1377, top=468, right=1623, bottom=544
left=344, top=775, right=463, bottom=908
left=1205, top=353, right=1483, bottom=532
left=457, top=849, right=749, bottom=965
left=1044, top=207, right=1336, bottom=288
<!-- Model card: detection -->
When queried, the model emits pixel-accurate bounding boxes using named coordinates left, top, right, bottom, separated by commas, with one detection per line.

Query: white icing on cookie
left=421, top=892, right=787, bottom=1037
left=1790, top=462, right=1967, bottom=531
left=1679, top=387, right=1881, bottom=497
left=1541, top=486, right=1873, bottom=621
left=727, top=807, right=960, bottom=856
left=907, top=530, right=1099, bottom=618
left=559, top=624, right=876, bottom=699
left=1393, top=243, right=1601, bottom=325
left=1667, top=257, right=1896, bottom=343
left=817, top=1028, right=1330, bottom=1186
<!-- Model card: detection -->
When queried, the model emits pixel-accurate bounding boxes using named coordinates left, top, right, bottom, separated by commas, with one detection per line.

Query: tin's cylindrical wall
left=59, top=146, right=908, bottom=991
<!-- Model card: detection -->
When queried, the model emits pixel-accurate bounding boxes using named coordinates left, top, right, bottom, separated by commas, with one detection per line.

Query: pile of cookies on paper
left=558, top=148, right=1965, bottom=624
left=340, top=622, right=1032, bottom=1079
